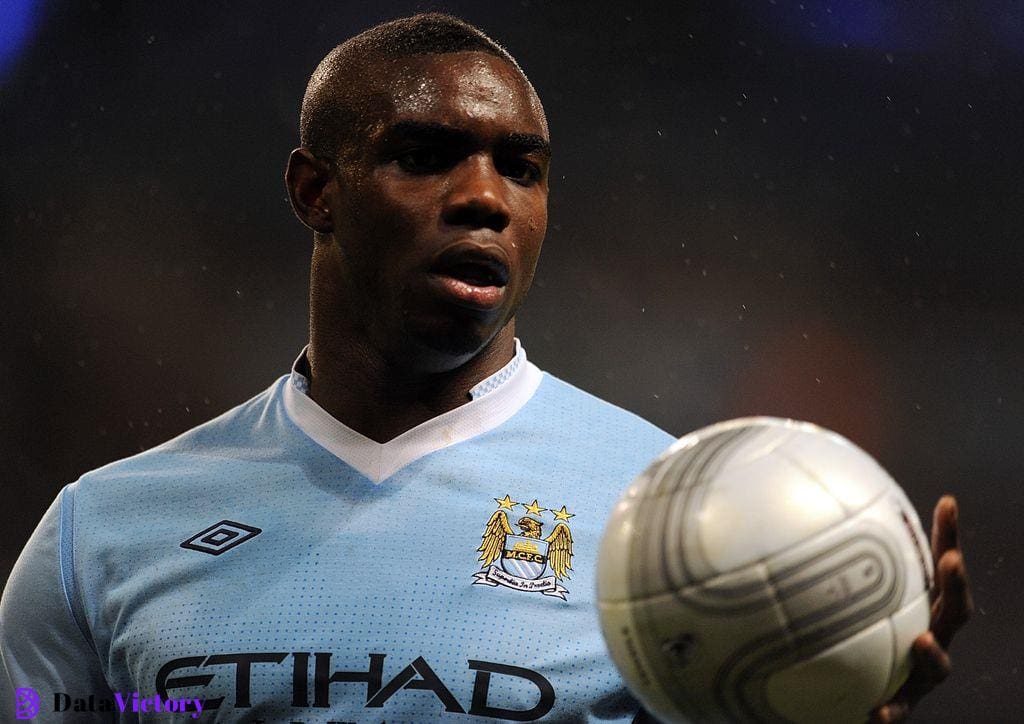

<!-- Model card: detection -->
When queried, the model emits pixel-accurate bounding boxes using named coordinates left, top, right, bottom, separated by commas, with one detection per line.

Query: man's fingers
left=930, top=495, right=959, bottom=564
left=931, top=549, right=974, bottom=649
left=869, top=504, right=968, bottom=724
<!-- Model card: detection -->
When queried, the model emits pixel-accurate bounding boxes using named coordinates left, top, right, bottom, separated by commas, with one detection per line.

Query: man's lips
left=426, top=274, right=507, bottom=310
left=427, top=243, right=511, bottom=311
left=431, top=243, right=510, bottom=285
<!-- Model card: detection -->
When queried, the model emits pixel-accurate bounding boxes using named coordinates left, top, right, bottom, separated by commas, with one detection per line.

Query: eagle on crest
left=477, top=510, right=574, bottom=580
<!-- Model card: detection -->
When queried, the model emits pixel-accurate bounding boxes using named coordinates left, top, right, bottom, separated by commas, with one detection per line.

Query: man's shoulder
left=74, top=376, right=292, bottom=494
left=530, top=368, right=673, bottom=439
left=528, top=370, right=671, bottom=428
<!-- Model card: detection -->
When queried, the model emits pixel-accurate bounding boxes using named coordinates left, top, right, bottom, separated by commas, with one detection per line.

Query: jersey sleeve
left=0, top=485, right=114, bottom=717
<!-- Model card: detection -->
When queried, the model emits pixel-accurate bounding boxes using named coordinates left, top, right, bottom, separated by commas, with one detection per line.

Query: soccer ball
left=597, top=417, right=933, bottom=723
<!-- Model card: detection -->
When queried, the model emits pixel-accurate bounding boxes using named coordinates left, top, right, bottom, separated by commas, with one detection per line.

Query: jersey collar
left=282, top=340, right=542, bottom=483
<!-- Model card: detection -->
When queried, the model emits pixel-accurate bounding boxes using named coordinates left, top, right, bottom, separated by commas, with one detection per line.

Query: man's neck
left=305, top=326, right=517, bottom=444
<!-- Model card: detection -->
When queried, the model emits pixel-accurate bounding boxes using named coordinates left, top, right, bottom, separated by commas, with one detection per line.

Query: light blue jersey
left=2, top=343, right=673, bottom=722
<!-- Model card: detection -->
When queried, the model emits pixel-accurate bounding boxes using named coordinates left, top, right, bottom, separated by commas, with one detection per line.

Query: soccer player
left=1, top=13, right=969, bottom=723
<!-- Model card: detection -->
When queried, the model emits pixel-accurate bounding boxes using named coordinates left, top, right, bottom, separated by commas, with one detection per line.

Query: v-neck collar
left=282, top=340, right=543, bottom=483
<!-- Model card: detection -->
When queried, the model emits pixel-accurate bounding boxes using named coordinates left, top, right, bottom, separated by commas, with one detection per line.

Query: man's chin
left=393, top=319, right=497, bottom=374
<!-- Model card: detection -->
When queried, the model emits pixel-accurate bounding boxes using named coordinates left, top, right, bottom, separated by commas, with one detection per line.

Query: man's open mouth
left=428, top=245, right=511, bottom=310
left=431, top=252, right=509, bottom=287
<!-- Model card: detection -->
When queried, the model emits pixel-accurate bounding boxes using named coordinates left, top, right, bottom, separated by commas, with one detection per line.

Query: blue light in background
left=0, top=0, right=43, bottom=82
left=753, top=0, right=959, bottom=55
left=984, top=0, right=1024, bottom=57
left=803, top=0, right=896, bottom=49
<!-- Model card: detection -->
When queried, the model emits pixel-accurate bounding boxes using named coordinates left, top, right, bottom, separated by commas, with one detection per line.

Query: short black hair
left=300, top=13, right=531, bottom=162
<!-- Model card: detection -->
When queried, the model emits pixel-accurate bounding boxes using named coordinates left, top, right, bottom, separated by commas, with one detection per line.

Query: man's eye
left=499, top=157, right=543, bottom=185
left=396, top=148, right=446, bottom=173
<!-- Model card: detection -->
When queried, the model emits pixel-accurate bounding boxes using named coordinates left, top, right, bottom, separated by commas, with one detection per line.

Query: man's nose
left=441, top=154, right=511, bottom=233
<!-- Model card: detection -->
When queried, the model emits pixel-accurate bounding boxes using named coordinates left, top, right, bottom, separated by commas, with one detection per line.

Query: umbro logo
left=180, top=520, right=261, bottom=555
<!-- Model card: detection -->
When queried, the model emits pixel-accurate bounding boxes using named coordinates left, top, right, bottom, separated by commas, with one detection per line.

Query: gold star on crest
left=522, top=499, right=546, bottom=516
left=494, top=494, right=519, bottom=510
left=551, top=505, right=575, bottom=522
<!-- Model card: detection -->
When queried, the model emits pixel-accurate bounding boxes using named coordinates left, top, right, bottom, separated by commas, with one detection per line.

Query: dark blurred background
left=2, top=0, right=1021, bottom=719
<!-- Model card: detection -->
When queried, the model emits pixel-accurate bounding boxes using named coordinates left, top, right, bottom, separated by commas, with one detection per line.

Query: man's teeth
left=446, top=265, right=498, bottom=286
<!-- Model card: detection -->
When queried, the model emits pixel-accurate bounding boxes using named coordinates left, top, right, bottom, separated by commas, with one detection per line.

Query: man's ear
left=285, top=148, right=335, bottom=233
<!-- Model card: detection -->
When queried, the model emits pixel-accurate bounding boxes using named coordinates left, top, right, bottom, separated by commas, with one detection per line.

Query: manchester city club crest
left=472, top=494, right=574, bottom=599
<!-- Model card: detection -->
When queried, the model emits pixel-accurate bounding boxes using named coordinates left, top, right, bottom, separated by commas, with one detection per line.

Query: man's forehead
left=360, top=51, right=548, bottom=140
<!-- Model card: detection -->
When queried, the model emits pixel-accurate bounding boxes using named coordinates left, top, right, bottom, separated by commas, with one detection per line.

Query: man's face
left=321, top=51, right=550, bottom=369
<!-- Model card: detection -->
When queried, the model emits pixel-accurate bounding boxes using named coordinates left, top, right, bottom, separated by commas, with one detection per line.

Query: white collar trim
left=282, top=340, right=542, bottom=483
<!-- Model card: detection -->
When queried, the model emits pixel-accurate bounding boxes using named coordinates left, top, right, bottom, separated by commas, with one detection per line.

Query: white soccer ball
left=597, top=417, right=933, bottom=723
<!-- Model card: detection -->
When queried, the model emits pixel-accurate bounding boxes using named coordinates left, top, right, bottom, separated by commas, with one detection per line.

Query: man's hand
left=870, top=495, right=974, bottom=723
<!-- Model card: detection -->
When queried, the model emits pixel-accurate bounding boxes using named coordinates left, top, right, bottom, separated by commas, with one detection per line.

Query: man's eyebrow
left=505, top=132, right=552, bottom=160
left=382, top=121, right=551, bottom=159
left=383, top=121, right=473, bottom=145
